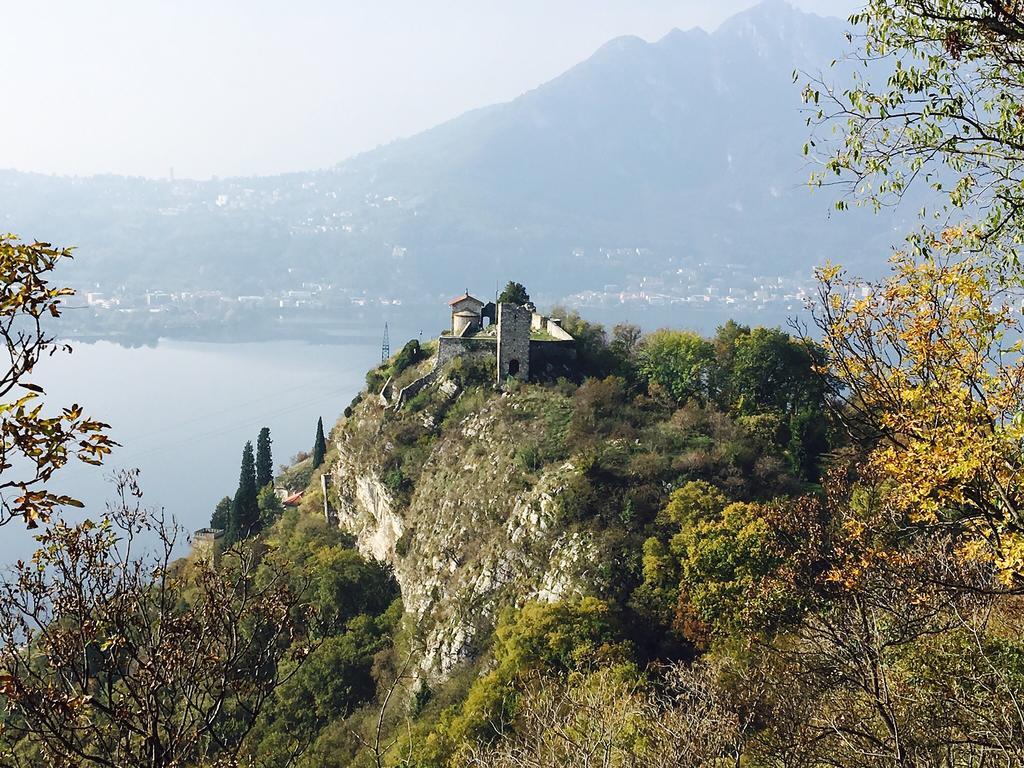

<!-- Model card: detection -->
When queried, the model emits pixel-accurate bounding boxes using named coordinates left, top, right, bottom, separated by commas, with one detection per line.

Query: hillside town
left=64, top=257, right=821, bottom=343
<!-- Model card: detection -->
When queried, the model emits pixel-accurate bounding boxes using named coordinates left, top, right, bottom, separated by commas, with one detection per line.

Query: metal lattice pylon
left=381, top=322, right=390, bottom=364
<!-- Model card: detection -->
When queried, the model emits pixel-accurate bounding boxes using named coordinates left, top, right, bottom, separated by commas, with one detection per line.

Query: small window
left=508, top=359, right=520, bottom=376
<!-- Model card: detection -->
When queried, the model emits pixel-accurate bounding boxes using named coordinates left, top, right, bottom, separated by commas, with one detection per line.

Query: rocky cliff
left=324, top=363, right=599, bottom=678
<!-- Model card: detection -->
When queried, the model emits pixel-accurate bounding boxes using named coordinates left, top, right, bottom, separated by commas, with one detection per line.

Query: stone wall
left=436, top=335, right=495, bottom=368
left=497, top=303, right=532, bottom=386
left=391, top=336, right=496, bottom=408
left=546, top=319, right=574, bottom=341
left=529, top=339, right=577, bottom=373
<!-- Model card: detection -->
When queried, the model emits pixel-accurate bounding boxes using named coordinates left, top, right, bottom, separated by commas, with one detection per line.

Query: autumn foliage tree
left=466, top=664, right=744, bottom=768
left=814, top=232, right=1024, bottom=582
left=0, top=235, right=115, bottom=528
left=0, top=470, right=309, bottom=768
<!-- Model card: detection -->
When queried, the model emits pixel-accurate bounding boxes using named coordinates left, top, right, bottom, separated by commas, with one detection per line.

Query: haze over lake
left=0, top=337, right=383, bottom=567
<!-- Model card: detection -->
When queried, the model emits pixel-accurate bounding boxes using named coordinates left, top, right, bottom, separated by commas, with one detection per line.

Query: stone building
left=496, top=303, right=532, bottom=385
left=381, top=290, right=577, bottom=408
left=442, top=291, right=576, bottom=386
left=191, top=527, right=225, bottom=564
left=448, top=293, right=486, bottom=336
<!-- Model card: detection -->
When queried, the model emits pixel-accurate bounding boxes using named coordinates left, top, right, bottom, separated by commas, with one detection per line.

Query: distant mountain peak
left=657, top=26, right=711, bottom=47
left=0, top=0, right=886, bottom=307
left=714, top=0, right=847, bottom=65
left=722, top=0, right=850, bottom=29
left=735, top=0, right=802, bottom=17
left=593, top=34, right=649, bottom=56
left=717, top=0, right=806, bottom=34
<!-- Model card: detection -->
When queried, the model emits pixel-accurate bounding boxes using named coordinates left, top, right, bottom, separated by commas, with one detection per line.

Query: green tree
left=0, top=235, right=115, bottom=528
left=497, top=281, right=530, bottom=306
left=636, top=329, right=715, bottom=404
left=309, top=545, right=399, bottom=636
left=228, top=441, right=260, bottom=541
left=256, top=426, right=273, bottom=489
left=255, top=622, right=388, bottom=755
left=807, top=1, right=1024, bottom=263
left=551, top=307, right=617, bottom=377
left=610, top=323, right=641, bottom=359
left=609, top=323, right=642, bottom=379
left=390, top=339, right=421, bottom=376
left=418, top=598, right=631, bottom=764
left=709, top=320, right=750, bottom=405
left=210, top=495, right=231, bottom=530
left=312, top=417, right=327, bottom=469
left=257, top=484, right=284, bottom=529
left=788, top=406, right=829, bottom=481
left=727, top=327, right=826, bottom=417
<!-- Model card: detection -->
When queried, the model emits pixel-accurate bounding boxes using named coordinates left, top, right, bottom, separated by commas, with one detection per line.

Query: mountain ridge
left=0, top=1, right=900, bottom=319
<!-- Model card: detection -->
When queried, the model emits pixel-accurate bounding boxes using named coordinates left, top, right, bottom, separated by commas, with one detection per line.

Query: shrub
left=391, top=339, right=422, bottom=377
left=449, top=354, right=495, bottom=387
left=395, top=526, right=415, bottom=557
left=383, top=467, right=406, bottom=496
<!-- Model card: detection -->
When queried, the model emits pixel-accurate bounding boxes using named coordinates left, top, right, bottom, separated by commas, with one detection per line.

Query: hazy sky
left=2, top=1, right=856, bottom=179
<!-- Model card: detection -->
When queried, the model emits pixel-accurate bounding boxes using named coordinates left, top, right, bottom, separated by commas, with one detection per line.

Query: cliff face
left=326, top=375, right=598, bottom=677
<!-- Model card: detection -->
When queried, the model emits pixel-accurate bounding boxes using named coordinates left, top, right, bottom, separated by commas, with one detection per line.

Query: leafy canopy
left=807, top=1, right=1024, bottom=267
left=0, top=234, right=115, bottom=528
left=637, top=329, right=715, bottom=404
left=815, top=232, right=1024, bottom=581
left=497, top=281, right=530, bottom=306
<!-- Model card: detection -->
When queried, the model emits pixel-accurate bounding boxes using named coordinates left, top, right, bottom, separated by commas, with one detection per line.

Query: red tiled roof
left=448, top=293, right=484, bottom=306
left=283, top=492, right=304, bottom=507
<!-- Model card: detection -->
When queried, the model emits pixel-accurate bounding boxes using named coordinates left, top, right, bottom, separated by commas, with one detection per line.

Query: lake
left=1, top=302, right=809, bottom=567
left=1, top=336, right=385, bottom=567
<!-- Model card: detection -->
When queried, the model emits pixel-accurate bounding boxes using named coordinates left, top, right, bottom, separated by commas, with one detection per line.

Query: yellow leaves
left=994, top=535, right=1024, bottom=585
left=817, top=240, right=1024, bottom=577
left=817, top=262, right=843, bottom=282
left=941, top=225, right=964, bottom=244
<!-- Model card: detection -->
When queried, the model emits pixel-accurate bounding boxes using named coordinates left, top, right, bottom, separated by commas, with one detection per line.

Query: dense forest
left=5, top=1, right=1024, bottom=766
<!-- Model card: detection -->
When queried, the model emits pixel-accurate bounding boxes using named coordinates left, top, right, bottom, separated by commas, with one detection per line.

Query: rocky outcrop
left=326, top=382, right=596, bottom=679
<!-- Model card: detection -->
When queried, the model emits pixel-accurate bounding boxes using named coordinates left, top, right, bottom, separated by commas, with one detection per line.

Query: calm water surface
left=1, top=338, right=381, bottom=566
left=0, top=305, right=808, bottom=567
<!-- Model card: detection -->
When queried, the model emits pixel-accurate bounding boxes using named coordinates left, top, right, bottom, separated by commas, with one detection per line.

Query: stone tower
left=496, top=303, right=531, bottom=386
left=191, top=528, right=225, bottom=565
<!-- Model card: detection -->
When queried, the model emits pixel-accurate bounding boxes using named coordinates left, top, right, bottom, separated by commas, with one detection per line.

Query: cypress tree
left=256, top=427, right=273, bottom=489
left=228, top=441, right=260, bottom=542
left=210, top=496, right=231, bottom=530
left=312, top=417, right=327, bottom=468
